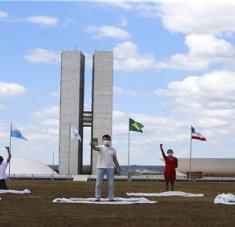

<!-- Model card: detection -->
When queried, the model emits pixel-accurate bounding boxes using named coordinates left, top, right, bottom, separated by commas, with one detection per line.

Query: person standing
left=91, top=135, right=121, bottom=201
left=0, top=146, right=11, bottom=189
left=160, top=144, right=178, bottom=191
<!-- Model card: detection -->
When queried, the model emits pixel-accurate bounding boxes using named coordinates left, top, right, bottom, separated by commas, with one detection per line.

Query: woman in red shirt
left=160, top=144, right=178, bottom=191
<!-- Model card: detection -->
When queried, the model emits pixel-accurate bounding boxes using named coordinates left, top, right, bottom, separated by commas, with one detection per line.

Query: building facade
left=59, top=50, right=113, bottom=175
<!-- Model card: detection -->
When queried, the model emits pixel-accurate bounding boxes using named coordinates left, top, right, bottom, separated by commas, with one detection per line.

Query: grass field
left=0, top=180, right=235, bottom=227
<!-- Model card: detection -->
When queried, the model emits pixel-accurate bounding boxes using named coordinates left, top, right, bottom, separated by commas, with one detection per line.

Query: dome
left=5, top=156, right=58, bottom=175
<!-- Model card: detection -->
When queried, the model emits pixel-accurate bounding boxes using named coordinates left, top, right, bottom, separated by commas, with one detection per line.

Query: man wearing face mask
left=90, top=134, right=121, bottom=201
left=160, top=144, right=178, bottom=191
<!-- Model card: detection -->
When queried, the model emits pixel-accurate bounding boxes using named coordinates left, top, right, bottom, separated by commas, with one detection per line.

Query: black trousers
left=0, top=179, right=8, bottom=189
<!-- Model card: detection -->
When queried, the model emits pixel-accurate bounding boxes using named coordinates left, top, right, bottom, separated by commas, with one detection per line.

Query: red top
left=164, top=156, right=178, bottom=181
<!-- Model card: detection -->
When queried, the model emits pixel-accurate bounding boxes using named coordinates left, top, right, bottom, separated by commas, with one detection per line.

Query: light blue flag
left=11, top=128, right=27, bottom=141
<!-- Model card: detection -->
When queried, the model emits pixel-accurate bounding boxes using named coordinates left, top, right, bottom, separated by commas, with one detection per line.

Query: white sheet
left=53, top=197, right=157, bottom=205
left=214, top=193, right=235, bottom=205
left=127, top=191, right=204, bottom=197
left=0, top=189, right=31, bottom=194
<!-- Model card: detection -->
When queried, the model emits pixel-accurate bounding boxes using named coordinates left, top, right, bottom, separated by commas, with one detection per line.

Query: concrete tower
left=91, top=51, right=113, bottom=174
left=59, top=51, right=85, bottom=175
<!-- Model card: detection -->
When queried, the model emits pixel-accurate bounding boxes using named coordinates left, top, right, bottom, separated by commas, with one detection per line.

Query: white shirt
left=96, top=145, right=117, bottom=168
left=0, top=162, right=8, bottom=179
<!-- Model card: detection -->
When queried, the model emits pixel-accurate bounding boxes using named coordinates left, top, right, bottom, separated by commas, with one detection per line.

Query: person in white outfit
left=90, top=134, right=121, bottom=201
left=0, top=146, right=11, bottom=189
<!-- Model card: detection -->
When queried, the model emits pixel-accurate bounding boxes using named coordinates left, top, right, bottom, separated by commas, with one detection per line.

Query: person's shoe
left=109, top=198, right=115, bottom=202
left=95, top=198, right=100, bottom=202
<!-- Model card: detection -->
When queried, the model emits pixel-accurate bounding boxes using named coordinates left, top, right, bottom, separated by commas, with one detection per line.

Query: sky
left=1, top=0, right=235, bottom=166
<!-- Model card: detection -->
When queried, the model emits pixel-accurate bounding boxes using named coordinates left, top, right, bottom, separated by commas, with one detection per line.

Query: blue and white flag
left=11, top=127, right=27, bottom=141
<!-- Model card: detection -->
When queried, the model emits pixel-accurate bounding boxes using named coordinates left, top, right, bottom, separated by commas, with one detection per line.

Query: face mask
left=103, top=140, right=111, bottom=146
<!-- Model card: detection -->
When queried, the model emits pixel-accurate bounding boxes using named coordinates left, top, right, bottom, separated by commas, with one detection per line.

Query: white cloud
left=25, top=16, right=58, bottom=26
left=155, top=70, right=235, bottom=131
left=8, top=106, right=60, bottom=163
left=186, top=34, right=235, bottom=57
left=113, top=41, right=157, bottom=71
left=86, top=25, right=130, bottom=39
left=114, top=41, right=138, bottom=58
left=0, top=82, right=26, bottom=99
left=111, top=109, right=197, bottom=164
left=156, top=34, right=235, bottom=71
left=111, top=101, right=235, bottom=164
left=104, top=1, right=235, bottom=36
left=33, top=106, right=59, bottom=119
left=86, top=43, right=158, bottom=72
left=157, top=1, right=235, bottom=35
left=105, top=1, right=235, bottom=35
left=29, top=106, right=59, bottom=141
left=113, top=35, right=235, bottom=72
left=0, top=10, right=8, bottom=19
left=106, top=1, right=235, bottom=35
left=104, top=2, right=235, bottom=72
left=24, top=48, right=60, bottom=64
left=0, top=119, right=59, bottom=164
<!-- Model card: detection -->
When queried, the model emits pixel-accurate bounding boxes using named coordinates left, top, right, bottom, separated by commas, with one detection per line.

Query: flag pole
left=52, top=152, right=55, bottom=181
left=68, top=123, right=71, bottom=180
left=8, top=123, right=12, bottom=178
left=127, top=123, right=131, bottom=181
left=189, top=126, right=192, bottom=182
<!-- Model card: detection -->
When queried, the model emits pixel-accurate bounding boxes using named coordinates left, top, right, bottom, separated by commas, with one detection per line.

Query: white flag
left=70, top=127, right=81, bottom=141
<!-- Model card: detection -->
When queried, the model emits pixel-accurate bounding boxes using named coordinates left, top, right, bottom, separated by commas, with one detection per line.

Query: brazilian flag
left=129, top=118, right=144, bottom=133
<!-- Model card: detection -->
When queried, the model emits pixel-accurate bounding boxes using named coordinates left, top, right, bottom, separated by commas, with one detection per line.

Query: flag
left=70, top=127, right=81, bottom=141
left=11, top=127, right=27, bottom=140
left=129, top=118, right=144, bottom=133
left=191, top=126, right=206, bottom=141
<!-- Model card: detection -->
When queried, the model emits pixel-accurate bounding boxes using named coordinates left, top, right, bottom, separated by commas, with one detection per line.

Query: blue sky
left=1, top=1, right=235, bottom=166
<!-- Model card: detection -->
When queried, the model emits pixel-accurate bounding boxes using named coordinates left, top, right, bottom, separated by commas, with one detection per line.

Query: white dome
left=6, top=156, right=58, bottom=175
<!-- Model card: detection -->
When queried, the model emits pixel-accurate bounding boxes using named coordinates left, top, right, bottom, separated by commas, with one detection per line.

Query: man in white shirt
left=0, top=146, right=11, bottom=189
left=91, top=134, right=121, bottom=201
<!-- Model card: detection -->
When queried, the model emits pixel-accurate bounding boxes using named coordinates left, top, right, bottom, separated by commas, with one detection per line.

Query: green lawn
left=0, top=180, right=234, bottom=227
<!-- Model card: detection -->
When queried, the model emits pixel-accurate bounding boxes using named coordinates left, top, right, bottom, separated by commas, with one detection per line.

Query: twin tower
left=59, top=51, right=113, bottom=175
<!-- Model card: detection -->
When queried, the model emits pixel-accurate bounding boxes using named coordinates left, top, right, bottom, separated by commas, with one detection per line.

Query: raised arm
left=90, top=142, right=100, bottom=152
left=5, top=146, right=11, bottom=163
left=160, top=144, right=167, bottom=159
left=113, top=155, right=121, bottom=176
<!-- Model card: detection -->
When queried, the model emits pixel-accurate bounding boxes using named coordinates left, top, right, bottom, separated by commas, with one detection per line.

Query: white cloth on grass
left=127, top=191, right=204, bottom=197
left=0, top=189, right=31, bottom=194
left=214, top=193, right=235, bottom=205
left=53, top=197, right=157, bottom=205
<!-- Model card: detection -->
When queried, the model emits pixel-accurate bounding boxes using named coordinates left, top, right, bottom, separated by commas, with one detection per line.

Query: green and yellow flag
left=129, top=118, right=144, bottom=133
